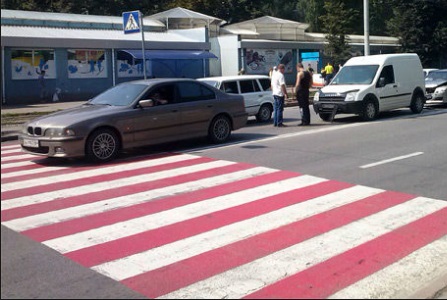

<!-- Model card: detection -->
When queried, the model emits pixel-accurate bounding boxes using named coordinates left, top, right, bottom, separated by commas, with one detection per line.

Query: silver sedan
left=19, top=78, right=248, bottom=162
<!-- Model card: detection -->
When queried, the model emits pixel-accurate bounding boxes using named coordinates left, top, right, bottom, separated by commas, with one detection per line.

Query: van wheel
left=319, top=113, right=333, bottom=122
left=361, top=99, right=378, bottom=121
left=85, top=128, right=121, bottom=162
left=208, top=115, right=231, bottom=144
left=256, top=104, right=273, bottom=122
left=410, top=93, right=424, bottom=113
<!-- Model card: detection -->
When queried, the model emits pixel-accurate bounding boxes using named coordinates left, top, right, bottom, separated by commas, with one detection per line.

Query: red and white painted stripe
left=2, top=144, right=446, bottom=299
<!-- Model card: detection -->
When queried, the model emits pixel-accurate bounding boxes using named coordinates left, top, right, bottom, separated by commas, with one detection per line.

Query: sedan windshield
left=90, top=83, right=148, bottom=106
left=331, top=65, right=379, bottom=85
left=426, top=71, right=447, bottom=82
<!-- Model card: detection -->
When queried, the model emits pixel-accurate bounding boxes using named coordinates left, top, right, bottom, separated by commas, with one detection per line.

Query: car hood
left=425, top=79, right=447, bottom=89
left=26, top=104, right=126, bottom=127
left=318, top=85, right=365, bottom=94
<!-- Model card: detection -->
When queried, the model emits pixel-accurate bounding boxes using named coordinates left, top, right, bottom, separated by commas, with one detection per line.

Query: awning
left=120, top=49, right=218, bottom=60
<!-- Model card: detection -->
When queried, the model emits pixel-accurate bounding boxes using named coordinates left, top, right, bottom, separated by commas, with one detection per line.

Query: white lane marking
left=1, top=160, right=235, bottom=210
left=329, top=236, right=447, bottom=299
left=94, top=185, right=382, bottom=281
left=4, top=167, right=275, bottom=231
left=359, top=152, right=424, bottom=169
left=43, top=175, right=326, bottom=253
left=161, top=197, right=447, bottom=299
left=1, top=154, right=200, bottom=192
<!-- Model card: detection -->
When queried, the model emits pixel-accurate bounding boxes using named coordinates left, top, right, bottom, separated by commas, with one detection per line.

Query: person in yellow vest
left=323, top=62, right=334, bottom=85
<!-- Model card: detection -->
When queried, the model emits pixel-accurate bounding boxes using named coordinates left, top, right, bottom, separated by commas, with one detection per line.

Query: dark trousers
left=300, top=104, right=310, bottom=125
left=296, top=89, right=310, bottom=125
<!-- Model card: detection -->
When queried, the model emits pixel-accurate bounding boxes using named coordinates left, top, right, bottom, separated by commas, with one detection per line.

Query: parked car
left=423, top=68, right=439, bottom=77
left=425, top=69, right=447, bottom=105
left=312, top=73, right=325, bottom=88
left=313, top=53, right=426, bottom=121
left=19, top=78, right=248, bottom=162
left=198, top=75, right=274, bottom=122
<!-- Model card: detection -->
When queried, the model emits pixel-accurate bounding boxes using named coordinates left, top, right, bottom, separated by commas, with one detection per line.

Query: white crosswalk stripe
left=1, top=144, right=446, bottom=299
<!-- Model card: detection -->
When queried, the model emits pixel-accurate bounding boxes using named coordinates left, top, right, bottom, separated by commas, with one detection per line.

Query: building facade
left=1, top=8, right=400, bottom=105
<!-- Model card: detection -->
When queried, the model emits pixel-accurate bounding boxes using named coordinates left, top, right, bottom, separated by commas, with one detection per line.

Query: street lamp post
left=364, top=0, right=370, bottom=56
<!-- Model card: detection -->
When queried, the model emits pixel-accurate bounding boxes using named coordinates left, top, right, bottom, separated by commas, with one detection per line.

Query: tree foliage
left=319, top=0, right=358, bottom=66
left=387, top=0, right=447, bottom=67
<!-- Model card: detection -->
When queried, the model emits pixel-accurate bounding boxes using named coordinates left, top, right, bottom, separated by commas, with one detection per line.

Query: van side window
left=259, top=78, right=271, bottom=91
left=221, top=81, right=238, bottom=94
left=239, top=80, right=255, bottom=93
left=379, top=65, right=395, bottom=86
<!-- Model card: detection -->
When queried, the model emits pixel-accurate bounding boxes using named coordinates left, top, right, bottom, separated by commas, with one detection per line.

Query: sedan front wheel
left=86, top=128, right=121, bottom=162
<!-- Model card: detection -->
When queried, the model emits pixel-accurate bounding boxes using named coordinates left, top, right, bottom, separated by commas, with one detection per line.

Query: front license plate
left=23, top=139, right=39, bottom=148
left=322, top=104, right=335, bottom=109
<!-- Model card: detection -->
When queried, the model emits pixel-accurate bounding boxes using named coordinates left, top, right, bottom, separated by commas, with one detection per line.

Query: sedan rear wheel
left=208, top=115, right=231, bottom=144
left=86, top=128, right=121, bottom=162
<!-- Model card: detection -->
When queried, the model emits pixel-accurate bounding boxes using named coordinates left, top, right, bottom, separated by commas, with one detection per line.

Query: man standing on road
left=294, top=62, right=313, bottom=126
left=271, top=64, right=289, bottom=127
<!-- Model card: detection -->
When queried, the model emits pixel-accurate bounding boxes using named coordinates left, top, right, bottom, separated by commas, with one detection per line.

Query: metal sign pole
left=139, top=11, right=147, bottom=79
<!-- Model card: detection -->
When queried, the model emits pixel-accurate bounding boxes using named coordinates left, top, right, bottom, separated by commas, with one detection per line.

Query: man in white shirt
left=271, top=64, right=289, bottom=127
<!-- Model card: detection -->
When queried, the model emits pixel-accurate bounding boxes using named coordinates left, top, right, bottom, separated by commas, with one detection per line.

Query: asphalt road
left=1, top=103, right=446, bottom=299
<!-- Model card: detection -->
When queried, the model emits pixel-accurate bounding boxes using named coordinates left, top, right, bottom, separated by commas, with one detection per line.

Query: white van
left=199, top=75, right=274, bottom=122
left=313, top=53, right=426, bottom=121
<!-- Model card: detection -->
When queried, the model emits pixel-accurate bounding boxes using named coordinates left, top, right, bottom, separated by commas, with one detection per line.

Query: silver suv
left=199, top=75, right=274, bottom=122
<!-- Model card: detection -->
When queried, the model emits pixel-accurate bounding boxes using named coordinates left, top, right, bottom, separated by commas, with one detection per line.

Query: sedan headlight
left=345, top=91, right=357, bottom=101
left=435, top=86, right=446, bottom=94
left=44, top=128, right=76, bottom=137
left=313, top=92, right=320, bottom=102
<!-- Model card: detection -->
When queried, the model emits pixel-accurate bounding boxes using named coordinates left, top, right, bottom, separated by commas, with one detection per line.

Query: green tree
left=296, top=0, right=325, bottom=32
left=387, top=0, right=447, bottom=67
left=320, top=0, right=358, bottom=66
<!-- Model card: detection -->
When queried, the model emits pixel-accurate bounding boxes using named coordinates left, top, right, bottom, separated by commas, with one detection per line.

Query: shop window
left=67, top=49, right=107, bottom=78
left=11, top=49, right=55, bottom=80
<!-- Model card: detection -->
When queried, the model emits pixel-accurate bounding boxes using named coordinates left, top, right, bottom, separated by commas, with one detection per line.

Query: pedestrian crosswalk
left=1, top=144, right=446, bottom=299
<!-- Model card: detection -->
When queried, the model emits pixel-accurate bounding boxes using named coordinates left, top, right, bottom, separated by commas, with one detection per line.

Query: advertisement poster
left=245, top=49, right=293, bottom=74
left=67, top=49, right=107, bottom=79
left=116, top=59, right=152, bottom=78
left=11, top=49, right=56, bottom=80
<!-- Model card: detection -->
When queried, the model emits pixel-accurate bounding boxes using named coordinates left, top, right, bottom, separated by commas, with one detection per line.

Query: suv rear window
left=221, top=81, right=238, bottom=94
left=240, top=80, right=261, bottom=93
left=259, top=78, right=271, bottom=91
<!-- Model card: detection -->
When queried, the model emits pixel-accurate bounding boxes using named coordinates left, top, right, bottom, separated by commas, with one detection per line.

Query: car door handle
left=393, top=85, right=398, bottom=88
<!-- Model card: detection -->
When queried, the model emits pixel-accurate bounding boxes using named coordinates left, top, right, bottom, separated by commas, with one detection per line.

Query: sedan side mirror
left=139, top=99, right=155, bottom=108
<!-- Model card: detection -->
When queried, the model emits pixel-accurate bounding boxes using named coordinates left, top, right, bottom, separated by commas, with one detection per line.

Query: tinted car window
left=221, top=81, right=238, bottom=94
left=259, top=78, right=271, bottom=91
left=239, top=80, right=255, bottom=93
left=177, top=82, right=216, bottom=102
left=91, top=83, right=148, bottom=106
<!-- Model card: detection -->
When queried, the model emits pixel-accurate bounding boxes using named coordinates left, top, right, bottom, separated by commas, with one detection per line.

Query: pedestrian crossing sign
left=123, top=11, right=140, bottom=34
